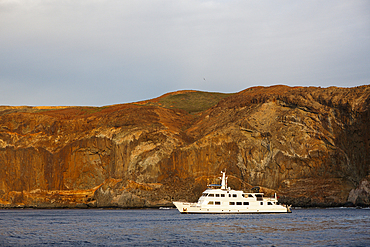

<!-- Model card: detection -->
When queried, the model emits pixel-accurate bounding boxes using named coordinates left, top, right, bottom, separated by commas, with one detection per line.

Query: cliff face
left=1, top=85, right=369, bottom=208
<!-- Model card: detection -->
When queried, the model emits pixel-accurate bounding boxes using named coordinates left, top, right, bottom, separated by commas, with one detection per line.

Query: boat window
left=229, top=202, right=235, bottom=205
left=232, top=194, right=237, bottom=198
left=256, top=194, right=263, bottom=201
left=236, top=202, right=242, bottom=205
left=260, top=202, right=263, bottom=205
left=215, top=194, right=220, bottom=197
left=215, top=201, right=221, bottom=205
left=243, top=202, right=249, bottom=205
left=208, top=201, right=214, bottom=205
left=229, top=194, right=231, bottom=197
left=221, top=194, right=225, bottom=197
left=248, top=194, right=254, bottom=198
left=202, top=193, right=208, bottom=196
left=268, top=202, right=273, bottom=205
left=208, top=194, right=214, bottom=197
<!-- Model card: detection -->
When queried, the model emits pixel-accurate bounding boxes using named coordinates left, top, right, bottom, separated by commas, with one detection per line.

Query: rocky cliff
left=1, top=86, right=369, bottom=208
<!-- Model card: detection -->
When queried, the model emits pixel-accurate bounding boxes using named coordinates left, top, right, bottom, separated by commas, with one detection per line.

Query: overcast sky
left=1, top=0, right=369, bottom=106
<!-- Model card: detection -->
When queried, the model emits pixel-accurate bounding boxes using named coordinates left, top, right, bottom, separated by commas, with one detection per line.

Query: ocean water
left=0, top=208, right=369, bottom=246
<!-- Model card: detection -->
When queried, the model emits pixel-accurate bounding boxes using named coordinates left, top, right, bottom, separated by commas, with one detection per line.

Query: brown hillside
left=0, top=86, right=369, bottom=208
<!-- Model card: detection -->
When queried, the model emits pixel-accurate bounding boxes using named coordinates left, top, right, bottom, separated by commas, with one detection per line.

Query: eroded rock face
left=0, top=85, right=369, bottom=208
left=348, top=175, right=370, bottom=207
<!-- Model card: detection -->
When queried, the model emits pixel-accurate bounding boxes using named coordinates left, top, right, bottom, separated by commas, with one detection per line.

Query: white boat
left=173, top=171, right=291, bottom=214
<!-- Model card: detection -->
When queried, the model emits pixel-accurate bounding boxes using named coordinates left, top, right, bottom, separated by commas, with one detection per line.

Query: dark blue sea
left=0, top=208, right=369, bottom=246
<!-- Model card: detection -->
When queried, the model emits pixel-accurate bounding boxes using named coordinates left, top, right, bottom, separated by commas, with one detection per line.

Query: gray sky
left=1, top=0, right=369, bottom=106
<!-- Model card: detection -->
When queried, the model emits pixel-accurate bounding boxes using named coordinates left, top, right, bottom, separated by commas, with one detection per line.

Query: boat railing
left=264, top=197, right=277, bottom=201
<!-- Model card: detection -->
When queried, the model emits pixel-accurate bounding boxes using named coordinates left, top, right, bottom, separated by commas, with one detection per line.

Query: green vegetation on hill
left=152, top=91, right=234, bottom=114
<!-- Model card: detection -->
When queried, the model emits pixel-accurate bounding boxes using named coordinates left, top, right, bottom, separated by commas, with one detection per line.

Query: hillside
left=0, top=86, right=369, bottom=208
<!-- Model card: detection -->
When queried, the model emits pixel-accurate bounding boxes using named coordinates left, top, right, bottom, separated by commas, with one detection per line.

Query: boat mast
left=220, top=170, right=228, bottom=190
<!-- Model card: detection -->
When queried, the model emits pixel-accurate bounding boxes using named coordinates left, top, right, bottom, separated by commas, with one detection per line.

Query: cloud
left=1, top=0, right=369, bottom=106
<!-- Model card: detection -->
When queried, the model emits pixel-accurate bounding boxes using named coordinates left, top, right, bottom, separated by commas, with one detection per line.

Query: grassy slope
left=138, top=91, right=234, bottom=114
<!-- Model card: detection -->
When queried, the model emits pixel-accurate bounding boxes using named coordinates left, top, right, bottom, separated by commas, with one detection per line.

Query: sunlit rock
left=0, top=86, right=369, bottom=208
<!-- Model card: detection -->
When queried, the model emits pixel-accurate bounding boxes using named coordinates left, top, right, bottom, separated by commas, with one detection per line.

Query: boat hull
left=173, top=201, right=291, bottom=214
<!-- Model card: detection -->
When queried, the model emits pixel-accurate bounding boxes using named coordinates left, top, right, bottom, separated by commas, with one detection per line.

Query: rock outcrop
left=347, top=175, right=370, bottom=207
left=0, top=85, right=369, bottom=208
